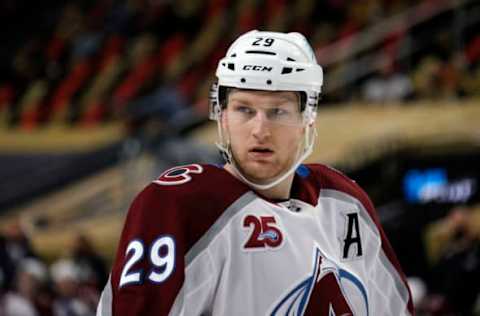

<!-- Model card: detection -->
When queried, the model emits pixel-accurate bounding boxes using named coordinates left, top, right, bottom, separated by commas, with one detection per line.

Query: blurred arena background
left=0, top=0, right=479, bottom=314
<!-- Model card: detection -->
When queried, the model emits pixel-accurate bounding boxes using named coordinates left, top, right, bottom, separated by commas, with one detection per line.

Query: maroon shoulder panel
left=306, top=163, right=415, bottom=315
left=290, top=166, right=322, bottom=206
left=109, top=164, right=249, bottom=315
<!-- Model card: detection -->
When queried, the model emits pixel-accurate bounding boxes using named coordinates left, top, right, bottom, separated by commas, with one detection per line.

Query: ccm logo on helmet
left=243, top=65, right=273, bottom=72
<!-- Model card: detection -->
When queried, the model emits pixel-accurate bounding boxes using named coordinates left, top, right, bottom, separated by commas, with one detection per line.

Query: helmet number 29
left=252, top=37, right=275, bottom=47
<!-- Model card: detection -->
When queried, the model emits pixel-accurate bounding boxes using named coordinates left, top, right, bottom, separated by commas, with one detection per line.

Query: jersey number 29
left=119, top=236, right=176, bottom=287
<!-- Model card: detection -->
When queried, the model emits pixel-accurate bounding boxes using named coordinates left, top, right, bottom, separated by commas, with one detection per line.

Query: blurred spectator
left=411, top=33, right=473, bottom=101
left=0, top=234, right=15, bottom=292
left=436, top=52, right=468, bottom=99
left=50, top=259, right=97, bottom=316
left=422, top=206, right=480, bottom=315
left=70, top=234, right=108, bottom=292
left=0, top=220, right=38, bottom=291
left=2, top=220, right=37, bottom=264
left=465, top=35, right=480, bottom=67
left=1, top=258, right=51, bottom=316
left=411, top=56, right=442, bottom=99
left=463, top=64, right=480, bottom=97
left=125, top=84, right=200, bottom=133
left=362, top=57, right=413, bottom=103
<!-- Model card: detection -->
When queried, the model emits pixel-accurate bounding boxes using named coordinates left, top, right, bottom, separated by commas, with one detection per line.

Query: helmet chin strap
left=216, top=123, right=316, bottom=191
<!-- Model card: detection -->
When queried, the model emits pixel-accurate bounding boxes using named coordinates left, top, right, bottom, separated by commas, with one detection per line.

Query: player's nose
left=251, top=111, right=271, bottom=139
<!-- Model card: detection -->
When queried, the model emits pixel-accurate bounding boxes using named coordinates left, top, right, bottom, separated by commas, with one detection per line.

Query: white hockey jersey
left=97, top=163, right=414, bottom=315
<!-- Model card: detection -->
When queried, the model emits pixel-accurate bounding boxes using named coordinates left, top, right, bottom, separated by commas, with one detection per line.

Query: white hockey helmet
left=209, top=30, right=324, bottom=190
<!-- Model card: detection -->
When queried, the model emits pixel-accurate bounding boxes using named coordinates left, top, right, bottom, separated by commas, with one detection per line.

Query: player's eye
left=270, top=108, right=288, bottom=117
left=235, top=105, right=255, bottom=115
left=266, top=107, right=302, bottom=125
left=267, top=108, right=293, bottom=122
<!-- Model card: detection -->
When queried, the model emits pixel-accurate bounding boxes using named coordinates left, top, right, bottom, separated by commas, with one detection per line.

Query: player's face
left=223, top=89, right=305, bottom=184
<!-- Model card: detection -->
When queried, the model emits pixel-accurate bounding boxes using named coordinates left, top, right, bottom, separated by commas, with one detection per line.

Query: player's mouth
left=248, top=147, right=274, bottom=160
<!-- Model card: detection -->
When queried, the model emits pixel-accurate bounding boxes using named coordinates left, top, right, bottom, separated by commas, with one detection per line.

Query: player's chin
left=245, top=160, right=275, bottom=172
left=244, top=164, right=281, bottom=182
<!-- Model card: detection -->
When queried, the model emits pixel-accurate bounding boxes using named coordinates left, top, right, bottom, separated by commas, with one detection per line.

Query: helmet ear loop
left=307, top=123, right=317, bottom=152
left=215, top=110, right=233, bottom=164
left=302, top=107, right=317, bottom=156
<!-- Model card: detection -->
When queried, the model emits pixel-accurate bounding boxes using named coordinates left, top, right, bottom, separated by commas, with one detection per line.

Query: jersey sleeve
left=96, top=182, right=193, bottom=315
left=96, top=164, right=249, bottom=316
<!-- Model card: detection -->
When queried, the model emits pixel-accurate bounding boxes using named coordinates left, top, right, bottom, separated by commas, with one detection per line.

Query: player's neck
left=256, top=175, right=293, bottom=200
left=224, top=164, right=293, bottom=200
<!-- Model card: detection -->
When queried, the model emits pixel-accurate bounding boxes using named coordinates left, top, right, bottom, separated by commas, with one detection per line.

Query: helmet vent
left=245, top=50, right=276, bottom=55
left=281, top=67, right=292, bottom=74
left=287, top=57, right=296, bottom=61
left=296, top=68, right=305, bottom=72
left=228, top=63, right=235, bottom=70
left=266, top=79, right=272, bottom=85
left=231, top=53, right=237, bottom=57
left=240, top=78, right=246, bottom=83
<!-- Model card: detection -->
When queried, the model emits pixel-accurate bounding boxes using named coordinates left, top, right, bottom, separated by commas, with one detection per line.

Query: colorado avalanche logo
left=153, top=164, right=203, bottom=186
left=271, top=247, right=368, bottom=316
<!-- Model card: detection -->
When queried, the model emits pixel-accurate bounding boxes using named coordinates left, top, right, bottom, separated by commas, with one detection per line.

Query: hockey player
left=97, top=30, right=414, bottom=315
